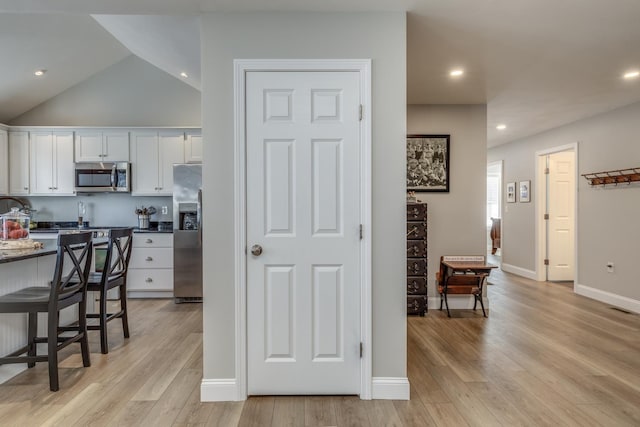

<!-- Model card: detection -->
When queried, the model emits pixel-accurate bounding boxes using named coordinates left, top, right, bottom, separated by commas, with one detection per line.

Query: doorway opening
left=535, top=144, right=578, bottom=285
left=487, top=161, right=502, bottom=266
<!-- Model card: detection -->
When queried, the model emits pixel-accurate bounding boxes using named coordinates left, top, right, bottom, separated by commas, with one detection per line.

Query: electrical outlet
left=606, top=262, right=614, bottom=273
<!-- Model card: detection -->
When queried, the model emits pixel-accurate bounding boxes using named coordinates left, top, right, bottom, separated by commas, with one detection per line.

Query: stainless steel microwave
left=74, top=162, right=130, bottom=193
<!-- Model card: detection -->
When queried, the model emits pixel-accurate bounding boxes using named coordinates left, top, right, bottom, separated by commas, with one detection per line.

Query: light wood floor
left=1, top=269, right=639, bottom=426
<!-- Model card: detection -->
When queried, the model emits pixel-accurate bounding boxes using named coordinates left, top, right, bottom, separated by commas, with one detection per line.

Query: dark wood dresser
left=406, top=202, right=428, bottom=316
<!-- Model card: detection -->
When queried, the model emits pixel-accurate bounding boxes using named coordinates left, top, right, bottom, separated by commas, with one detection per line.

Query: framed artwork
left=519, top=180, right=531, bottom=202
left=506, top=182, right=517, bottom=203
left=406, top=134, right=450, bottom=192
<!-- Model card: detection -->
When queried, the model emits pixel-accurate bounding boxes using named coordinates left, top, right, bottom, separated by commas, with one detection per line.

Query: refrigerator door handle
left=197, top=188, right=202, bottom=247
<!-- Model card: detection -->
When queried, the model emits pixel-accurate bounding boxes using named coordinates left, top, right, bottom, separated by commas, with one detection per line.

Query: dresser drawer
left=129, top=247, right=173, bottom=269
left=132, top=233, right=173, bottom=248
left=407, top=258, right=427, bottom=276
left=407, top=203, right=427, bottom=221
left=407, top=277, right=427, bottom=295
left=407, top=240, right=427, bottom=257
left=407, top=295, right=427, bottom=315
left=407, top=222, right=427, bottom=240
left=127, top=269, right=173, bottom=291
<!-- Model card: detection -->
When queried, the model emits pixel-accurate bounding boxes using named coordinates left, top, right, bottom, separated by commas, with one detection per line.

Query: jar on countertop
left=1, top=207, right=31, bottom=240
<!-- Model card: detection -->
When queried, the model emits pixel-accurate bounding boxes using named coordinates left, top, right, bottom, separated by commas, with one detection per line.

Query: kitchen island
left=0, top=238, right=85, bottom=384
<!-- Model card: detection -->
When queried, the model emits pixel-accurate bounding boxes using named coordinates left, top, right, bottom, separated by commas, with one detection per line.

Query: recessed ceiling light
left=180, top=72, right=188, bottom=78
left=34, top=69, right=46, bottom=76
left=450, top=69, right=464, bottom=77
left=496, top=124, right=507, bottom=130
left=623, top=70, right=639, bottom=79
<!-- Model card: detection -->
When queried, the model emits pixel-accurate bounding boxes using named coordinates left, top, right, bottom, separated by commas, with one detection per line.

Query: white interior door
left=547, top=151, right=575, bottom=281
left=246, top=71, right=361, bottom=395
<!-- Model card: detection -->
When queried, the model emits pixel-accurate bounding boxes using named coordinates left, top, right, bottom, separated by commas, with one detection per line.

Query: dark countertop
left=30, top=227, right=173, bottom=234
left=29, top=221, right=173, bottom=237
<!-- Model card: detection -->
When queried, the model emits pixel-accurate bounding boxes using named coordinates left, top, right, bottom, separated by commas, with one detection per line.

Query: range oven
left=74, top=162, right=130, bottom=193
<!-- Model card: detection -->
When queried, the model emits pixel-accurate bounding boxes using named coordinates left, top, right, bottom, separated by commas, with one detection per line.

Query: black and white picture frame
left=406, top=134, right=450, bottom=192
left=519, top=180, right=531, bottom=203
left=506, top=182, right=517, bottom=203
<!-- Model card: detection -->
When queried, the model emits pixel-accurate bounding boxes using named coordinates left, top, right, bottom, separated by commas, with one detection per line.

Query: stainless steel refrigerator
left=173, top=164, right=203, bottom=302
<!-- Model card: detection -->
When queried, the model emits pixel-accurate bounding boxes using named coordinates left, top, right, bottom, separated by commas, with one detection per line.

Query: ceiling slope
left=92, top=14, right=201, bottom=91
left=0, top=13, right=130, bottom=123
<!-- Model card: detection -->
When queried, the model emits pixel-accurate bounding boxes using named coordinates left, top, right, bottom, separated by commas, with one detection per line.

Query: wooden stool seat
left=0, top=232, right=93, bottom=391
left=74, top=228, right=133, bottom=354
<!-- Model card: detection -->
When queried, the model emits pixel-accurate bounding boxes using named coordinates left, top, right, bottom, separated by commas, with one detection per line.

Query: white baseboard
left=201, top=378, right=240, bottom=402
left=200, top=377, right=410, bottom=401
left=0, top=365, right=27, bottom=385
left=575, top=284, right=640, bottom=314
left=371, top=377, right=410, bottom=400
left=501, top=263, right=537, bottom=280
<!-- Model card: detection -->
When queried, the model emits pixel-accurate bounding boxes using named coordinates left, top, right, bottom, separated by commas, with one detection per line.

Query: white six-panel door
left=547, top=150, right=575, bottom=281
left=246, top=71, right=361, bottom=395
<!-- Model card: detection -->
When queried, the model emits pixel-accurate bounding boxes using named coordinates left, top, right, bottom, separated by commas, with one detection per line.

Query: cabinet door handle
left=145, top=256, right=153, bottom=261
left=145, top=277, right=153, bottom=283
left=146, top=239, right=153, bottom=244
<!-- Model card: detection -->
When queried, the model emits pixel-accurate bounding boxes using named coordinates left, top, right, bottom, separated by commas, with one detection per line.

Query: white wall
left=489, top=100, right=640, bottom=307
left=407, top=105, right=488, bottom=301
left=201, top=12, right=407, bottom=384
left=9, top=55, right=201, bottom=126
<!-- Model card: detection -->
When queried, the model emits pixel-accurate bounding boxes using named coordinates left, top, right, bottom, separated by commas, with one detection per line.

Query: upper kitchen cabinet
left=131, top=131, right=185, bottom=196
left=184, top=131, right=202, bottom=163
left=75, top=130, right=129, bottom=162
left=29, top=131, right=75, bottom=195
left=8, top=131, right=30, bottom=195
left=0, top=129, right=7, bottom=195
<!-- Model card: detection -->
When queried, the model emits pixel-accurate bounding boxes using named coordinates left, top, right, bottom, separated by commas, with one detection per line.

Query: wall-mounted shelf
left=582, top=168, right=640, bottom=186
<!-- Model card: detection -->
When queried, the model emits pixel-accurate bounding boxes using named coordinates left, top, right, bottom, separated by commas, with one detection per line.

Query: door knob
left=251, top=244, right=263, bottom=256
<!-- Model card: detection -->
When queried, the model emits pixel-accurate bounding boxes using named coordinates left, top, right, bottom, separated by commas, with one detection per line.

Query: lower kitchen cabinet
left=127, top=233, right=174, bottom=298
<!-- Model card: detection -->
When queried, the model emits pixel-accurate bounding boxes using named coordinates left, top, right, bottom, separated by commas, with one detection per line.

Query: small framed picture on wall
left=519, top=180, right=531, bottom=203
left=506, top=182, right=516, bottom=203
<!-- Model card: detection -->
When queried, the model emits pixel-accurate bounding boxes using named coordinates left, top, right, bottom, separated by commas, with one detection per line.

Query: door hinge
left=544, top=259, right=549, bottom=265
left=359, top=224, right=363, bottom=240
left=544, top=167, right=550, bottom=174
left=544, top=213, right=549, bottom=220
left=360, top=342, right=363, bottom=358
left=359, top=105, right=363, bottom=121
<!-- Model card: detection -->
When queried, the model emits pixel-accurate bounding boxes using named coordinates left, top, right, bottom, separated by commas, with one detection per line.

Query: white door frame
left=233, top=59, right=372, bottom=400
left=487, top=160, right=503, bottom=266
left=534, top=143, right=579, bottom=284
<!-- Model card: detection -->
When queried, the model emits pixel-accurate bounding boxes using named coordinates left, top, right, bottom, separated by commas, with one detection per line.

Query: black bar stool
left=85, top=228, right=134, bottom=354
left=0, top=232, right=93, bottom=391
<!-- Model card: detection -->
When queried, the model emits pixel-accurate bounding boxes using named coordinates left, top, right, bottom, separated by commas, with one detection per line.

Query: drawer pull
left=145, top=239, right=153, bottom=244
left=145, top=256, right=153, bottom=261
left=145, top=277, right=153, bottom=283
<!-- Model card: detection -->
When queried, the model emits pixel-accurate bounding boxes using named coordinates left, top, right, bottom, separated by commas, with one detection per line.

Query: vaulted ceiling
left=1, top=0, right=640, bottom=147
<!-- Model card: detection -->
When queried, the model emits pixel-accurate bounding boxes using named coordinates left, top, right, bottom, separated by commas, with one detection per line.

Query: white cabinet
left=29, top=131, right=75, bottom=195
left=75, top=130, right=129, bottom=162
left=8, top=131, right=30, bottom=195
left=130, top=131, right=184, bottom=196
left=184, top=132, right=202, bottom=163
left=127, top=233, right=173, bottom=297
left=0, top=130, right=7, bottom=195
